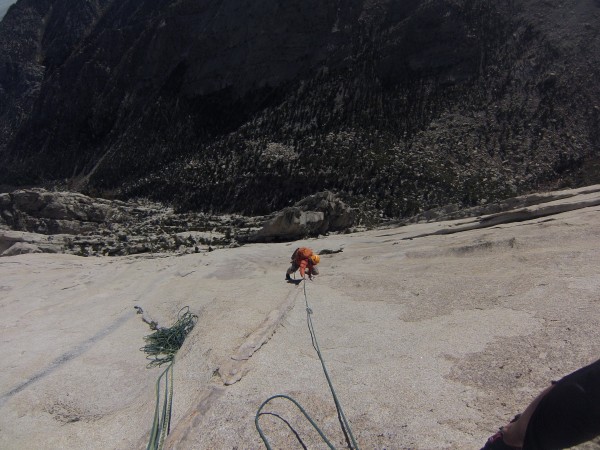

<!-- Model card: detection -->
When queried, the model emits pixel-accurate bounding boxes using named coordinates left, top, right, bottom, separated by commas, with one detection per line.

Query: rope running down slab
left=147, top=362, right=174, bottom=450
left=255, top=279, right=360, bottom=449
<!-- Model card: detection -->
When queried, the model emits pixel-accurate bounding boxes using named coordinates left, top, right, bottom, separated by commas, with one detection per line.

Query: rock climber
left=285, top=247, right=320, bottom=281
left=481, top=357, right=600, bottom=450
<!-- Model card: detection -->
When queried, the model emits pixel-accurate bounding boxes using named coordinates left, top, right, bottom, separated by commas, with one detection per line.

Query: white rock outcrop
left=246, top=191, right=356, bottom=242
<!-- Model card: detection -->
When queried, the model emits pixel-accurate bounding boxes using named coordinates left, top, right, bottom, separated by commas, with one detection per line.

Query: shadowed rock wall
left=1, top=0, right=599, bottom=217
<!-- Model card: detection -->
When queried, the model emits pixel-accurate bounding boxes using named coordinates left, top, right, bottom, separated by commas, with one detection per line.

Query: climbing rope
left=141, top=306, right=198, bottom=367
left=147, top=362, right=174, bottom=450
left=255, top=280, right=360, bottom=449
left=144, top=306, right=196, bottom=449
left=256, top=394, right=336, bottom=449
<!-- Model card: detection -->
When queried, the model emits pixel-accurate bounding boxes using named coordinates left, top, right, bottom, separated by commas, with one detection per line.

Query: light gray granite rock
left=1, top=242, right=42, bottom=256
left=245, top=191, right=355, bottom=242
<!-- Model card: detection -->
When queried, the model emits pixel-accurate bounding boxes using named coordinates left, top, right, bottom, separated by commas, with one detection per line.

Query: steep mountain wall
left=0, top=0, right=15, bottom=20
left=1, top=0, right=599, bottom=217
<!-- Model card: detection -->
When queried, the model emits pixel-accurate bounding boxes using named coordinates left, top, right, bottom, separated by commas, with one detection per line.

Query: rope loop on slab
left=256, top=279, right=360, bottom=450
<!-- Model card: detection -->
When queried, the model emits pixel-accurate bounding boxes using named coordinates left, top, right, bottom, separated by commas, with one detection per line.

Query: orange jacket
left=292, top=247, right=314, bottom=277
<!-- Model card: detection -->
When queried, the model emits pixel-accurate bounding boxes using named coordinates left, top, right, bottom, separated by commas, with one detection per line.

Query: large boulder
left=2, top=242, right=43, bottom=256
left=10, top=189, right=123, bottom=222
left=0, top=230, right=63, bottom=255
left=294, top=191, right=356, bottom=230
left=1, top=188, right=130, bottom=235
left=245, top=191, right=355, bottom=242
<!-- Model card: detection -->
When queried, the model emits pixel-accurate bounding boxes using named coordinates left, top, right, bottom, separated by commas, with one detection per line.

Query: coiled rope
left=255, top=280, right=360, bottom=449
left=141, top=306, right=198, bottom=368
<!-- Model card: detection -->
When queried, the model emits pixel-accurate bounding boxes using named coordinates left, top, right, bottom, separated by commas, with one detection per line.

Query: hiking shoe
left=481, top=430, right=521, bottom=450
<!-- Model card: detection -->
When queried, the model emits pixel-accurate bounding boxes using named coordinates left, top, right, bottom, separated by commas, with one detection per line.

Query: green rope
left=147, top=362, right=174, bottom=450
left=144, top=306, right=196, bottom=450
left=302, top=281, right=359, bottom=450
left=255, top=280, right=360, bottom=449
left=256, top=394, right=336, bottom=449
left=141, top=306, right=197, bottom=367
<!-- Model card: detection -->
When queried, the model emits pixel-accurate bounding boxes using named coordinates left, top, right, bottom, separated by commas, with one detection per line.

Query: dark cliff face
left=1, top=0, right=599, bottom=217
